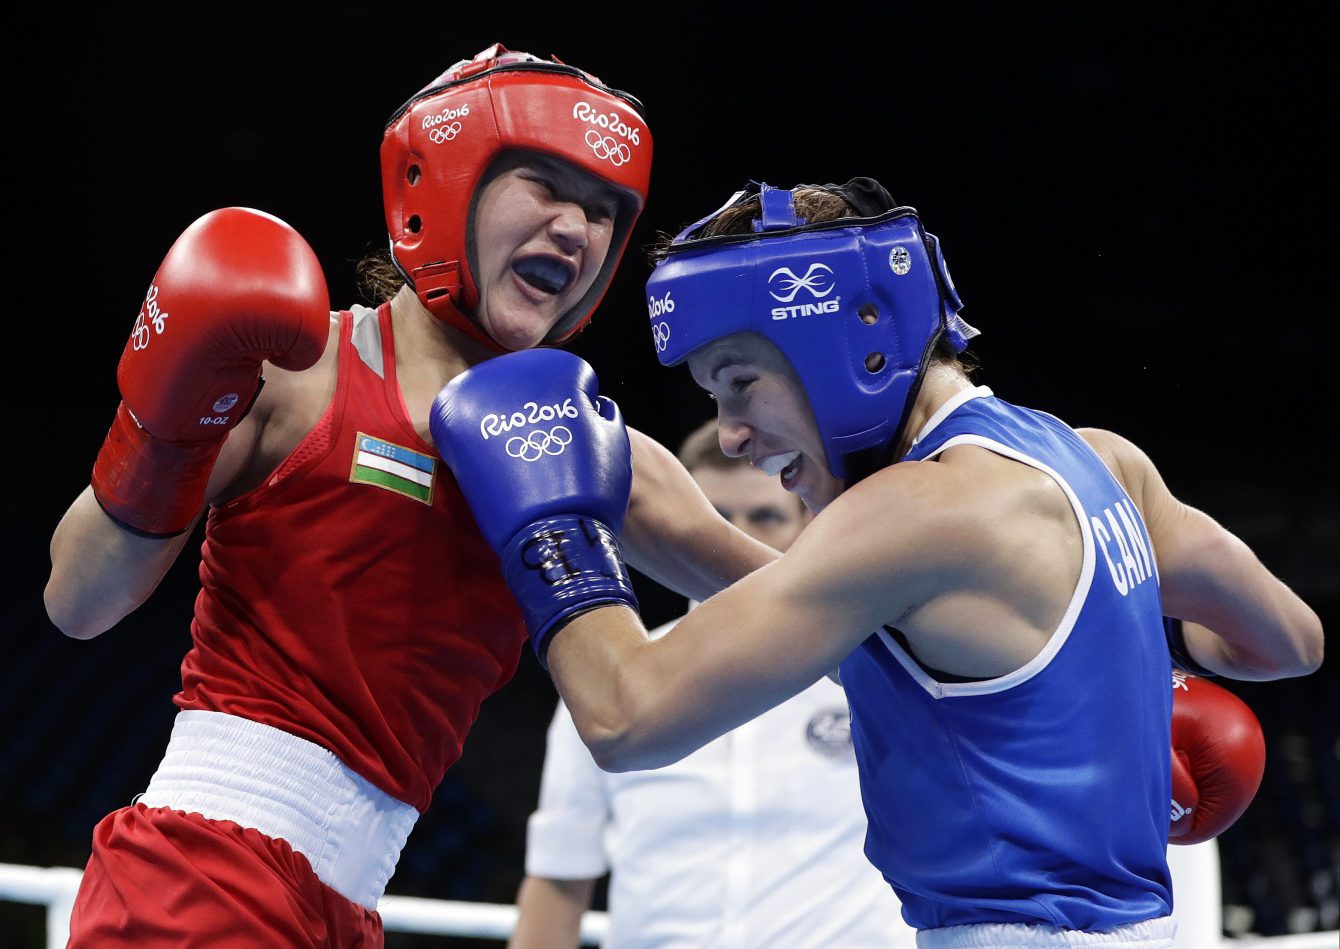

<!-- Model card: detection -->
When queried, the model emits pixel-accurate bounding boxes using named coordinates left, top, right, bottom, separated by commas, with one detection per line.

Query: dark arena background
left=3, top=6, right=1334, bottom=947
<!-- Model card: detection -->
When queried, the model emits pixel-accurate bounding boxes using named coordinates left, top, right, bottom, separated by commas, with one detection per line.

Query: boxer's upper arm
left=1078, top=427, right=1322, bottom=678
left=1079, top=428, right=1244, bottom=610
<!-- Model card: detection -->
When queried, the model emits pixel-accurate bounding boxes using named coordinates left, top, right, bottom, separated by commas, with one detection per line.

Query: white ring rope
left=2, top=861, right=1333, bottom=948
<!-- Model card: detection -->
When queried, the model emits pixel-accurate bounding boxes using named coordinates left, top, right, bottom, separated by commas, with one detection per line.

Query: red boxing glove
left=1169, top=670, right=1266, bottom=845
left=91, top=207, right=330, bottom=535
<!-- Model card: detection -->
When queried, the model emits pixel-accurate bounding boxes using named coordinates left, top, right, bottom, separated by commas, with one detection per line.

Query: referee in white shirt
left=508, top=419, right=915, bottom=949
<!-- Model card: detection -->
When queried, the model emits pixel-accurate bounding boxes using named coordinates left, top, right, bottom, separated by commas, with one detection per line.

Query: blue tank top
left=838, top=387, right=1172, bottom=932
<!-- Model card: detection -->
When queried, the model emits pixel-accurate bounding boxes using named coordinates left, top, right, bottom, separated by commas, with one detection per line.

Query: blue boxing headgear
left=646, top=180, right=979, bottom=483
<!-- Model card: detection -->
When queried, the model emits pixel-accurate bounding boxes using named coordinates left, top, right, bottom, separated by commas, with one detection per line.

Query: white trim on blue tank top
left=875, top=389, right=1098, bottom=699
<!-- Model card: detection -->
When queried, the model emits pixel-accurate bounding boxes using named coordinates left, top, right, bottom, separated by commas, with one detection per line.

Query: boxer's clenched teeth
left=757, top=451, right=800, bottom=477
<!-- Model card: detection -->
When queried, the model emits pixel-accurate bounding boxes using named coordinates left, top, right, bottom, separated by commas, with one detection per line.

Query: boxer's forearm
left=46, top=486, right=196, bottom=638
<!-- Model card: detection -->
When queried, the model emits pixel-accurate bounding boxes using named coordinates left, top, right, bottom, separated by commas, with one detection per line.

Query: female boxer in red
left=44, top=44, right=776, bottom=948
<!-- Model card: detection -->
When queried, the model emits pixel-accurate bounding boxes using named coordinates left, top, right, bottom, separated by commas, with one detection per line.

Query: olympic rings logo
left=585, top=130, right=631, bottom=166
left=505, top=425, right=574, bottom=462
left=651, top=321, right=671, bottom=353
left=130, top=315, right=151, bottom=351
left=130, top=285, right=169, bottom=351
left=428, top=122, right=462, bottom=144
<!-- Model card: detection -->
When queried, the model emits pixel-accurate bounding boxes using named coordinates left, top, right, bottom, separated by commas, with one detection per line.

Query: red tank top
left=179, top=304, right=526, bottom=812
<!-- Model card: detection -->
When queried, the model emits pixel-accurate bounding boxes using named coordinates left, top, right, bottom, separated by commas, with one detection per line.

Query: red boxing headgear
left=381, top=43, right=653, bottom=350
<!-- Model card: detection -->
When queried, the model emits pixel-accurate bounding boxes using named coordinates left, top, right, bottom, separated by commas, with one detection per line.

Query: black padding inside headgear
left=808, top=177, right=898, bottom=217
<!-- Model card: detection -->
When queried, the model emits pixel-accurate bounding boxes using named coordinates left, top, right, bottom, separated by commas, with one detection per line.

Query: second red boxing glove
left=1169, top=671, right=1267, bottom=845
left=91, top=207, right=330, bottom=535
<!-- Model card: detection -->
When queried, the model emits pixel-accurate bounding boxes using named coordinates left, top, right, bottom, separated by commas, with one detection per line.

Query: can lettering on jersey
left=1092, top=498, right=1154, bottom=596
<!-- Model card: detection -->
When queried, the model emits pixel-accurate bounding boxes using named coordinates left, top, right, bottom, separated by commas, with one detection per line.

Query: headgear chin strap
left=381, top=43, right=653, bottom=351
left=646, top=180, right=979, bottom=483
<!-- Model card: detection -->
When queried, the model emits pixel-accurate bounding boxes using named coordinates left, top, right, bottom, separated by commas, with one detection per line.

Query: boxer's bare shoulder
left=815, top=444, right=1083, bottom=675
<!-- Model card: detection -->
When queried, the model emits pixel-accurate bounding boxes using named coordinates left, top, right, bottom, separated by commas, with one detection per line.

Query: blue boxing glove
left=431, top=348, right=638, bottom=666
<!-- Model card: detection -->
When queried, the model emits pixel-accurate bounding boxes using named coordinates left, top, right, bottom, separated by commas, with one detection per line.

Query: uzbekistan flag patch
left=350, top=432, right=435, bottom=503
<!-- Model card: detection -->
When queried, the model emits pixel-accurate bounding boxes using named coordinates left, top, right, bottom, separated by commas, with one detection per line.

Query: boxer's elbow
left=588, top=731, right=682, bottom=773
left=43, top=580, right=115, bottom=640
left=587, top=725, right=680, bottom=773
left=1284, top=608, right=1325, bottom=676
left=1210, top=608, right=1325, bottom=681
left=578, top=667, right=688, bottom=773
left=44, top=563, right=145, bottom=641
left=585, top=732, right=642, bottom=773
left=579, top=703, right=663, bottom=774
left=1244, top=598, right=1325, bottom=679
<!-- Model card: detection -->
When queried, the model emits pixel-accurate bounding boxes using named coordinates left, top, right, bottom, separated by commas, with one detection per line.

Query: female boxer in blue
left=431, top=178, right=1323, bottom=948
